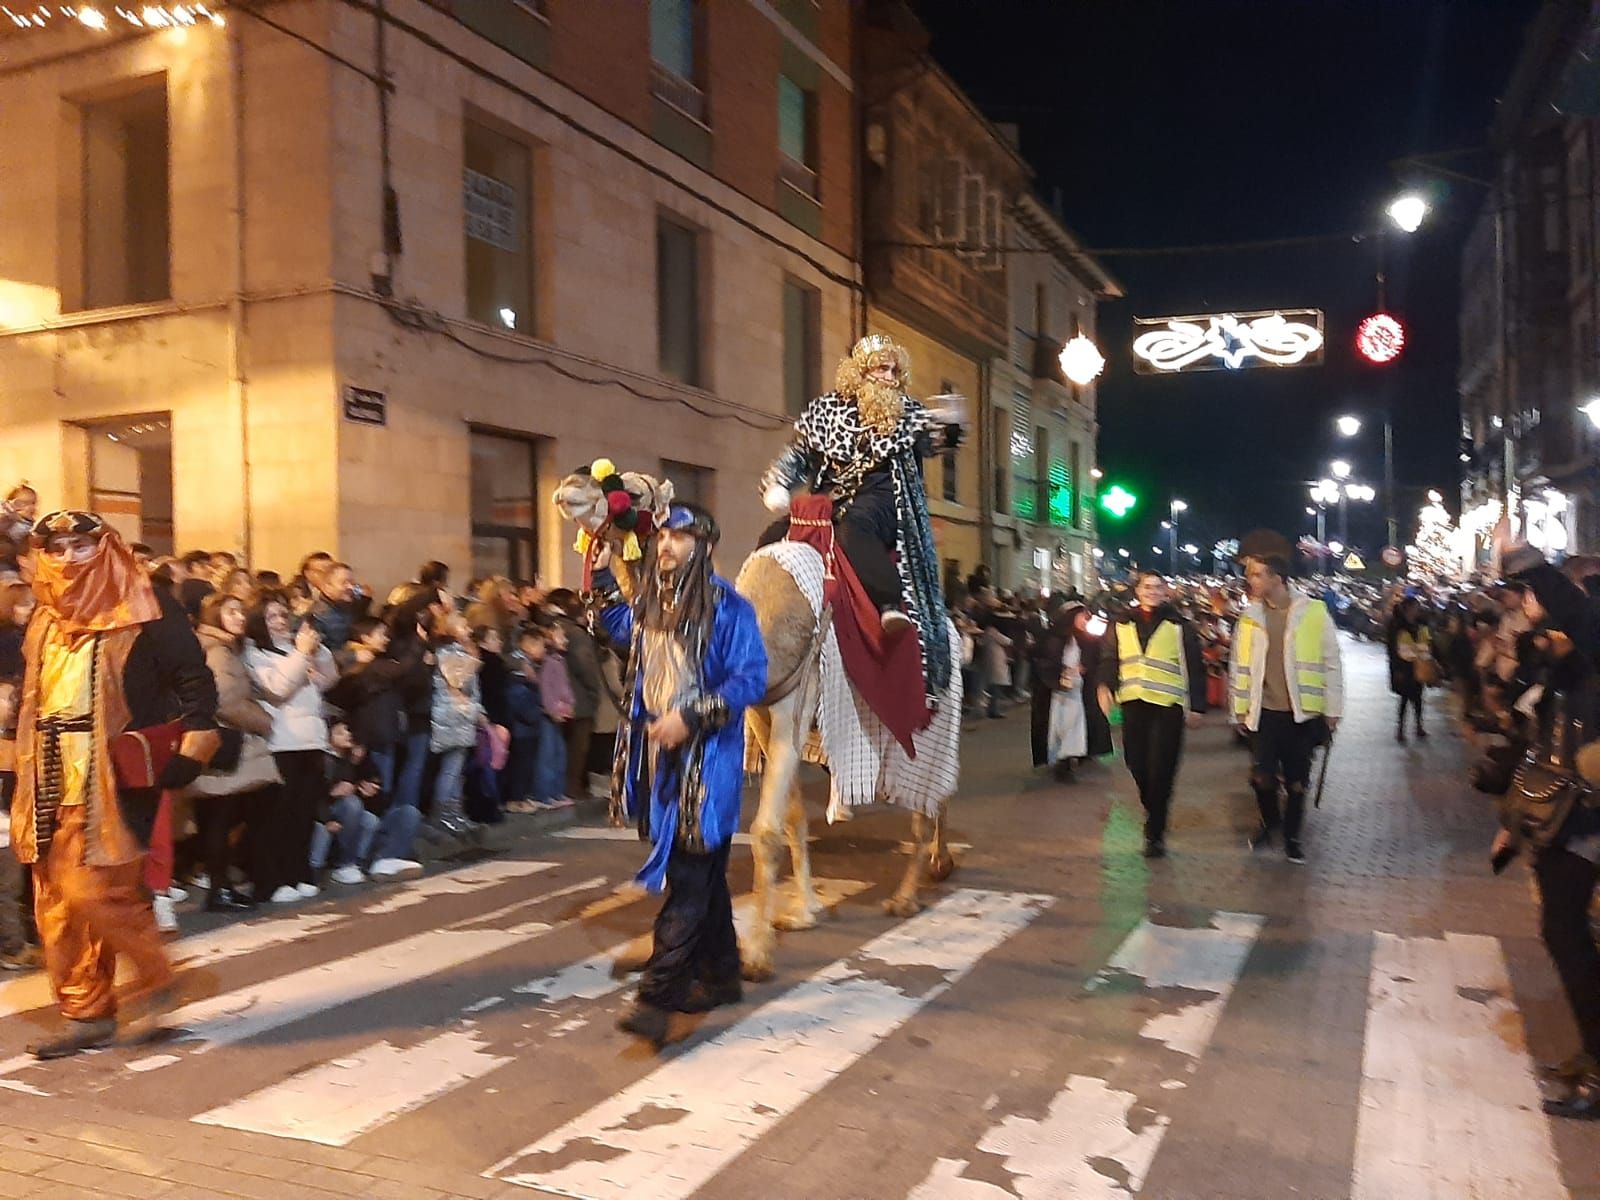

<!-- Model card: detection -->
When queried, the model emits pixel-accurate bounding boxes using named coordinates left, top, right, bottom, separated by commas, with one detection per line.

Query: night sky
left=913, top=0, right=1542, bottom=563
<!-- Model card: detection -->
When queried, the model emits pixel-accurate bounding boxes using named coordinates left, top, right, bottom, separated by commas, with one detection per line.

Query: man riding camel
left=758, top=333, right=962, bottom=702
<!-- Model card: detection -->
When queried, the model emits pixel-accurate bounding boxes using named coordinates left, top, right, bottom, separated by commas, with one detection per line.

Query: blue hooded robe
left=600, top=577, right=767, bottom=892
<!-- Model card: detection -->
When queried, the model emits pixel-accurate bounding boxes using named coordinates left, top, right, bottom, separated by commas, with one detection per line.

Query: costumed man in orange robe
left=12, top=512, right=219, bottom=1059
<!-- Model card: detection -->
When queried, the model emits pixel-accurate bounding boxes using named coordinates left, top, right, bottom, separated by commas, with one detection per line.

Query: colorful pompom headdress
left=567, top=458, right=676, bottom=569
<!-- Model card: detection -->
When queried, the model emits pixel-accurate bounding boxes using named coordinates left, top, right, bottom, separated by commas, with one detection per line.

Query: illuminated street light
left=1092, top=547, right=1104, bottom=558
left=1305, top=506, right=1316, bottom=516
left=1427, top=489, right=1443, bottom=504
left=1058, top=335, right=1107, bottom=386
left=498, top=307, right=518, bottom=330
left=1160, top=520, right=1172, bottom=530
left=1336, top=415, right=1362, bottom=437
left=1170, top=499, right=1188, bottom=515
left=1152, top=546, right=1164, bottom=555
left=1117, top=548, right=1130, bottom=559
left=1331, top=459, right=1352, bottom=480
left=1182, top=543, right=1199, bottom=555
left=1329, top=541, right=1345, bottom=556
left=1387, top=193, right=1429, bottom=234
left=1582, top=398, right=1600, bottom=430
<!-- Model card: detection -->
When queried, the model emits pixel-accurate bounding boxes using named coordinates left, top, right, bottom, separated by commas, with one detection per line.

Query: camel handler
left=591, top=501, right=767, bottom=1050
left=1230, top=551, right=1343, bottom=865
left=12, top=511, right=219, bottom=1059
left=1097, top=570, right=1207, bottom=859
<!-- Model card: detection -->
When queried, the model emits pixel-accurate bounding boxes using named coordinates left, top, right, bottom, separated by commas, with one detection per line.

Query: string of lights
left=1, top=3, right=222, bottom=30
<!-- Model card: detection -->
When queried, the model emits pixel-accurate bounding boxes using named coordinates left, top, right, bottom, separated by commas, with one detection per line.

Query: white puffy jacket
left=244, top=639, right=337, bottom=753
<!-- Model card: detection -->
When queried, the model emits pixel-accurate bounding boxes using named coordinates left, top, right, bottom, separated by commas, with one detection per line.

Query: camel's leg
left=775, top=775, right=821, bottom=931
left=742, top=704, right=791, bottom=982
left=927, top=798, right=955, bottom=882
left=885, top=810, right=933, bottom=918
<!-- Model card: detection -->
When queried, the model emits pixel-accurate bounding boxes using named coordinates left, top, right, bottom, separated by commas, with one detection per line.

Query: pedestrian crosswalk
left=0, top=845, right=1588, bottom=1198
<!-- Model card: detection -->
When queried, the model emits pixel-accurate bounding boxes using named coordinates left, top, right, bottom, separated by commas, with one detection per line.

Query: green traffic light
left=1100, top=484, right=1138, bottom=519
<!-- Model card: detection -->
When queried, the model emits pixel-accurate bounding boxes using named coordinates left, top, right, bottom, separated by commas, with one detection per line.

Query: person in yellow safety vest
left=1096, top=570, right=1207, bottom=859
left=1229, top=554, right=1343, bottom=865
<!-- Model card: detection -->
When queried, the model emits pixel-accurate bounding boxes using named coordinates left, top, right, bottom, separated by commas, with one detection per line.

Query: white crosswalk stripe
left=487, top=887, right=1052, bottom=1199
left=0, top=857, right=559, bottom=1022
left=909, top=911, right=1264, bottom=1199
left=1354, top=932, right=1569, bottom=1199
left=192, top=877, right=871, bottom=1146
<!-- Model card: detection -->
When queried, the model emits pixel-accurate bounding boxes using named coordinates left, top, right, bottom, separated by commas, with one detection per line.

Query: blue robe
left=600, top=577, right=767, bottom=892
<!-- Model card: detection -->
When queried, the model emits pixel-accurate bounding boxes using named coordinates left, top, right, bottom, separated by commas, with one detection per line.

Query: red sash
left=784, top=496, right=931, bottom=756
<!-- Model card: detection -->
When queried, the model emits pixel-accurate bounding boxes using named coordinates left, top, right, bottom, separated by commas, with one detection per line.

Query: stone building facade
left=0, top=0, right=859, bottom=590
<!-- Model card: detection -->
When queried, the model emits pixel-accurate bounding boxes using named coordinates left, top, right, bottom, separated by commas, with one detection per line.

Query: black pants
left=198, top=785, right=276, bottom=894
left=1395, top=683, right=1424, bottom=732
left=1534, top=847, right=1600, bottom=1062
left=1250, top=710, right=1323, bottom=842
left=759, top=512, right=902, bottom=612
left=1121, top=700, right=1186, bottom=842
left=264, top=751, right=324, bottom=893
left=639, top=840, right=740, bottom=1012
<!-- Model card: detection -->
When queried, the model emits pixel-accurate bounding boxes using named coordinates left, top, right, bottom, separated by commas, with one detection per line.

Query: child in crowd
left=329, top=616, right=408, bottom=795
left=312, top=719, right=382, bottom=884
left=503, top=625, right=553, bottom=813
left=429, top=610, right=486, bottom=837
left=536, top=617, right=576, bottom=808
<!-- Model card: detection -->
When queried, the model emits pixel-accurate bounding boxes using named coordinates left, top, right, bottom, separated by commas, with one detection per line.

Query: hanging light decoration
left=1, top=3, right=223, bottom=30
left=1356, top=313, right=1406, bottom=365
left=1057, top=334, right=1106, bottom=386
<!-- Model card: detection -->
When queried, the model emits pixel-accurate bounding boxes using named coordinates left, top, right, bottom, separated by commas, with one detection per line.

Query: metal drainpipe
left=229, top=14, right=253, bottom=564
left=977, top=356, right=993, bottom=574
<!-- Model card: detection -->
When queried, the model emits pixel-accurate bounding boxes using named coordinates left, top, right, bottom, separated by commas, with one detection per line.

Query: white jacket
left=244, top=640, right=337, bottom=753
left=1229, top=591, right=1344, bottom=730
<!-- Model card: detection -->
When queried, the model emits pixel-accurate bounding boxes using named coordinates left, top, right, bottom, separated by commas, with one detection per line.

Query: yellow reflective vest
left=1115, top=618, right=1190, bottom=708
left=1230, top=597, right=1336, bottom=728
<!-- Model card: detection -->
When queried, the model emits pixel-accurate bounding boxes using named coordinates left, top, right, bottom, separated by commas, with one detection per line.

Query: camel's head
left=553, top=472, right=609, bottom=536
left=552, top=461, right=676, bottom=546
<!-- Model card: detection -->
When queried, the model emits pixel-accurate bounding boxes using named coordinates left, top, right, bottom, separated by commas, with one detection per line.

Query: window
left=1008, top=393, right=1033, bottom=519
left=657, top=215, right=703, bottom=387
left=782, top=279, right=820, bottom=416
left=79, top=78, right=170, bottom=309
left=650, top=0, right=696, bottom=80
left=470, top=430, right=539, bottom=583
left=1034, top=424, right=1049, bottom=525
left=1070, top=441, right=1085, bottom=528
left=464, top=118, right=533, bottom=332
left=662, top=459, right=713, bottom=510
left=940, top=378, right=958, bottom=503
left=778, top=74, right=817, bottom=197
left=993, top=406, right=1009, bottom=514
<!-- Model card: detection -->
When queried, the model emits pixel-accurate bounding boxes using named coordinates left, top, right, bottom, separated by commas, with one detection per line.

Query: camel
left=554, top=470, right=955, bottom=982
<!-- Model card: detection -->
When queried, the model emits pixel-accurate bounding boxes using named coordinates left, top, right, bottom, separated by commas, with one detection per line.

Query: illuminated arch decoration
left=1356, top=313, right=1406, bottom=365
left=1131, top=310, right=1325, bottom=374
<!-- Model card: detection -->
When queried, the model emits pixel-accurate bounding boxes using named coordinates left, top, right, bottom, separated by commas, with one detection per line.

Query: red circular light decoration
left=1356, top=313, right=1405, bottom=364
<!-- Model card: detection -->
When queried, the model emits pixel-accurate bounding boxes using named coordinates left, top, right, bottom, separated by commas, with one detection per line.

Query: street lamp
left=1387, top=193, right=1429, bottom=234
left=1582, top=398, right=1600, bottom=430
left=1117, top=548, right=1130, bottom=559
left=1337, top=412, right=1397, bottom=547
left=1330, top=459, right=1352, bottom=480
left=1168, top=498, right=1187, bottom=564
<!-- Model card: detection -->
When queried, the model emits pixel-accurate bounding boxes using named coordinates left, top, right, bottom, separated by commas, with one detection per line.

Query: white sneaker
left=164, top=885, right=189, bottom=903
left=152, top=892, right=179, bottom=933
left=270, top=885, right=301, bottom=904
left=188, top=873, right=210, bottom=892
left=368, top=858, right=422, bottom=879
left=330, top=865, right=364, bottom=886
left=296, top=882, right=321, bottom=899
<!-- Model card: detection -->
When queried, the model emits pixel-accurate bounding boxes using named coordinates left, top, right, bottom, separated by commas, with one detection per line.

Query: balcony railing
left=651, top=62, right=706, bottom=124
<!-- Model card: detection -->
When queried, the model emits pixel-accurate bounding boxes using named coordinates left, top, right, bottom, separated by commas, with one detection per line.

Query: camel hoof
left=883, top=894, right=924, bottom=919
left=741, top=957, right=775, bottom=983
left=774, top=906, right=820, bottom=932
left=928, top=851, right=956, bottom=883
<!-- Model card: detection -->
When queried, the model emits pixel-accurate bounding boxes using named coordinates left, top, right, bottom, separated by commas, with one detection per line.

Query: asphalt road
left=0, top=635, right=1596, bottom=1200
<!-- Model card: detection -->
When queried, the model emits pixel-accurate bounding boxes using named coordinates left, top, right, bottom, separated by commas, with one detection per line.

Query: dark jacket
left=505, top=666, right=545, bottom=741
left=326, top=748, right=385, bottom=818
left=558, top=617, right=603, bottom=721
left=1095, top=603, right=1208, bottom=713
left=327, top=653, right=408, bottom=751
left=479, top=651, right=511, bottom=728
